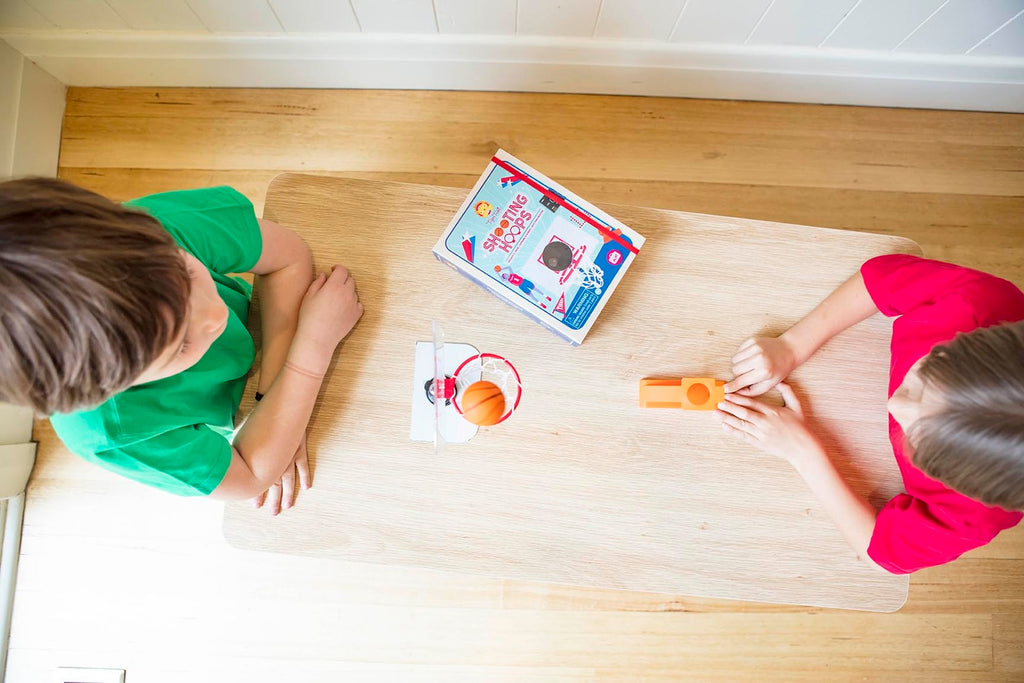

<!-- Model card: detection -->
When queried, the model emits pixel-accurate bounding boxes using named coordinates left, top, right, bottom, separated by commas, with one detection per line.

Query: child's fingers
left=742, top=379, right=779, bottom=397
left=722, top=377, right=746, bottom=394
left=252, top=490, right=267, bottom=508
left=724, top=370, right=760, bottom=394
left=720, top=420, right=759, bottom=444
left=733, top=337, right=756, bottom=355
left=716, top=398, right=762, bottom=423
left=267, top=483, right=283, bottom=516
left=305, top=272, right=327, bottom=296
left=297, top=453, right=311, bottom=490
left=328, top=264, right=351, bottom=283
left=713, top=409, right=761, bottom=438
left=722, top=394, right=776, bottom=419
left=731, top=356, right=765, bottom=377
left=731, top=342, right=761, bottom=365
left=777, top=382, right=804, bottom=416
left=281, top=469, right=296, bottom=510
left=724, top=366, right=768, bottom=394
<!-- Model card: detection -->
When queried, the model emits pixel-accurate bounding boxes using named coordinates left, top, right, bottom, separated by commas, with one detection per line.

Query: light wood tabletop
left=224, top=172, right=918, bottom=611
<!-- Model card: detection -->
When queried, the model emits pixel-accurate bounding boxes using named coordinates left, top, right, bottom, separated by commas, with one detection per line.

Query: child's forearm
left=793, top=446, right=880, bottom=568
left=255, top=243, right=313, bottom=394
left=782, top=271, right=879, bottom=365
left=232, top=344, right=327, bottom=488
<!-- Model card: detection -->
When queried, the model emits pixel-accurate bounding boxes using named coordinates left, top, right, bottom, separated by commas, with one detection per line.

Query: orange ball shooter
left=460, top=381, right=506, bottom=426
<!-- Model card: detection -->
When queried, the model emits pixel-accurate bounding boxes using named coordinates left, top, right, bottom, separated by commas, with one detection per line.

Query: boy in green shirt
left=0, top=177, right=363, bottom=514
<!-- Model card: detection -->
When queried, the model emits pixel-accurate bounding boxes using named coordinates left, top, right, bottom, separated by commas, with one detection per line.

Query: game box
left=432, top=150, right=645, bottom=345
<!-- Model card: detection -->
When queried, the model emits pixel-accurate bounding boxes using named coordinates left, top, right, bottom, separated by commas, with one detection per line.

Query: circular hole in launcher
left=541, top=240, right=573, bottom=271
left=686, top=382, right=710, bottom=406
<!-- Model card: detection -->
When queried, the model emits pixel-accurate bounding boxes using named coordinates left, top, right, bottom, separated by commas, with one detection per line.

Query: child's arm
left=725, top=271, right=878, bottom=396
left=715, top=384, right=880, bottom=568
left=246, top=218, right=314, bottom=512
left=210, top=266, right=363, bottom=500
left=251, top=218, right=314, bottom=395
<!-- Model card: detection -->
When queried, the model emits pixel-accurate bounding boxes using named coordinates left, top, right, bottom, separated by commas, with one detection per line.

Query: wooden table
left=224, top=173, right=917, bottom=612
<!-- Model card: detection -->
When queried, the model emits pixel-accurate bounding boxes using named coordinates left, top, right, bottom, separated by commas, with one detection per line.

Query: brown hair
left=0, top=177, right=190, bottom=414
left=911, top=320, right=1024, bottom=511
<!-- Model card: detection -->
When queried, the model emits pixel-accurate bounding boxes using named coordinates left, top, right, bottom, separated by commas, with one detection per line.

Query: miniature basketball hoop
left=410, top=322, right=524, bottom=452
left=452, top=353, right=523, bottom=425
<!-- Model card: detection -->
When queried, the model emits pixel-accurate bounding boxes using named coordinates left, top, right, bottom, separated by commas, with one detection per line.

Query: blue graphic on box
left=444, top=165, right=635, bottom=331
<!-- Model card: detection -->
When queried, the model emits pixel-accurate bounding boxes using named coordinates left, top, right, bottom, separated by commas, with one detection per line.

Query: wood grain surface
left=220, top=173, right=916, bottom=611
left=9, top=88, right=1022, bottom=682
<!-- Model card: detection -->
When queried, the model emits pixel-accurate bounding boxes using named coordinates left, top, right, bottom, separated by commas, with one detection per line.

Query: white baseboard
left=2, top=31, right=1023, bottom=112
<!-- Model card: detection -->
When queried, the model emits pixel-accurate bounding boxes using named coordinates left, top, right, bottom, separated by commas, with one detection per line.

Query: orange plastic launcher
left=639, top=377, right=726, bottom=411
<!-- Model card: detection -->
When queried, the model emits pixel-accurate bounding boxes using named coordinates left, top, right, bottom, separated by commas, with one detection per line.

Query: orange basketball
left=461, top=381, right=506, bottom=426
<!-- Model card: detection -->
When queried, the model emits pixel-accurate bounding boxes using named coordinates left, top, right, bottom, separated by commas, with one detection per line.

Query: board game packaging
left=432, top=150, right=645, bottom=345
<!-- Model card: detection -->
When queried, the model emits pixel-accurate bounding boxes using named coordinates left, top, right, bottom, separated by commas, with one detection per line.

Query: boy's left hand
left=251, top=435, right=311, bottom=515
left=714, top=382, right=824, bottom=467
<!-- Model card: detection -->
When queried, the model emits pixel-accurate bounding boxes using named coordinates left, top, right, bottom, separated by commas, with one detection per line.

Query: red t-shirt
left=861, top=255, right=1024, bottom=573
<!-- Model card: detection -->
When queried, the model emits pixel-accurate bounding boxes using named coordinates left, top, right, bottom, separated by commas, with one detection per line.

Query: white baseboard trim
left=2, top=31, right=1023, bottom=112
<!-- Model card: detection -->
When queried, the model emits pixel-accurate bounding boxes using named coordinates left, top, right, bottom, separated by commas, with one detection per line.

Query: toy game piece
left=433, top=149, right=646, bottom=345
left=639, top=378, right=726, bottom=411
left=411, top=322, right=523, bottom=451
left=460, top=381, right=505, bottom=426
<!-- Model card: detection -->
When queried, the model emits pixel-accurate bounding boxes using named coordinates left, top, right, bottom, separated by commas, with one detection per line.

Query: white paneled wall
left=747, top=0, right=860, bottom=46
left=26, top=0, right=128, bottom=30
left=103, top=0, right=206, bottom=31
left=436, top=0, right=516, bottom=35
left=671, top=0, right=772, bottom=44
left=822, top=0, right=946, bottom=51
left=0, top=0, right=1022, bottom=111
left=973, top=10, right=1024, bottom=56
left=2, top=0, right=1022, bottom=54
left=184, top=0, right=281, bottom=33
left=349, top=0, right=436, bottom=33
left=594, top=0, right=684, bottom=41
left=517, top=0, right=600, bottom=37
left=896, top=0, right=1024, bottom=54
left=0, top=1, right=53, bottom=29
left=269, top=1, right=359, bottom=33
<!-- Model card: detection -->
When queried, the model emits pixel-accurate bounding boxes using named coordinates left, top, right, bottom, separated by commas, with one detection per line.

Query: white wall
left=0, top=0, right=1022, bottom=111
left=0, top=38, right=64, bottom=178
left=1, top=0, right=1022, bottom=54
left=0, top=40, right=22, bottom=176
left=1, top=2, right=1024, bottom=106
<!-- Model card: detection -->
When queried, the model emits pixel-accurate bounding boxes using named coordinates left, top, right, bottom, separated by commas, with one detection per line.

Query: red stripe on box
left=491, top=156, right=640, bottom=255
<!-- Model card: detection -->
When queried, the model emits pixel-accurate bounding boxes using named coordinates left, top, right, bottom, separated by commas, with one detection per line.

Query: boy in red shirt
left=716, top=255, right=1024, bottom=573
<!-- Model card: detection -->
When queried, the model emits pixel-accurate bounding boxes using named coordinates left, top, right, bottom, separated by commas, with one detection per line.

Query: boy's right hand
left=723, top=335, right=798, bottom=396
left=291, top=265, right=364, bottom=373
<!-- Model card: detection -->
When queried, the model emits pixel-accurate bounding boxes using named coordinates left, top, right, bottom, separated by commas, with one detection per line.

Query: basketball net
left=452, top=353, right=523, bottom=425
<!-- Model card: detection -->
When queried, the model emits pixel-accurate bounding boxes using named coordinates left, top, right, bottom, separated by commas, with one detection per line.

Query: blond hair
left=912, top=321, right=1024, bottom=510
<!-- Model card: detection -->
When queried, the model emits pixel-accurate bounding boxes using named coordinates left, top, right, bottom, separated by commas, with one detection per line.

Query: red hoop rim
left=452, top=352, right=523, bottom=424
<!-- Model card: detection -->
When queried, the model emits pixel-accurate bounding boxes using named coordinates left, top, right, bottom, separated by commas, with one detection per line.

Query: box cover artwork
left=433, top=150, right=645, bottom=345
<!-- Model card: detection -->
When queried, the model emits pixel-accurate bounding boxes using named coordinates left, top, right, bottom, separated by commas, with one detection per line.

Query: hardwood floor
left=8, top=88, right=1023, bottom=681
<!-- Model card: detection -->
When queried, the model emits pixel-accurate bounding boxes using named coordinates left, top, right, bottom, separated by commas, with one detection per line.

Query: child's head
left=892, top=321, right=1024, bottom=511
left=0, top=177, right=191, bottom=414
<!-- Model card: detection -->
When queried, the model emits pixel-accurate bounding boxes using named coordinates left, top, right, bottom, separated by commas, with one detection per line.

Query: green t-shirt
left=50, top=186, right=263, bottom=496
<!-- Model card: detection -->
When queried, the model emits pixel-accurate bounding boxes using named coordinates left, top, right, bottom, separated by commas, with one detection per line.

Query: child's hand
left=723, top=336, right=798, bottom=396
left=292, top=265, right=364, bottom=371
left=251, top=435, right=311, bottom=515
left=714, top=383, right=824, bottom=467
